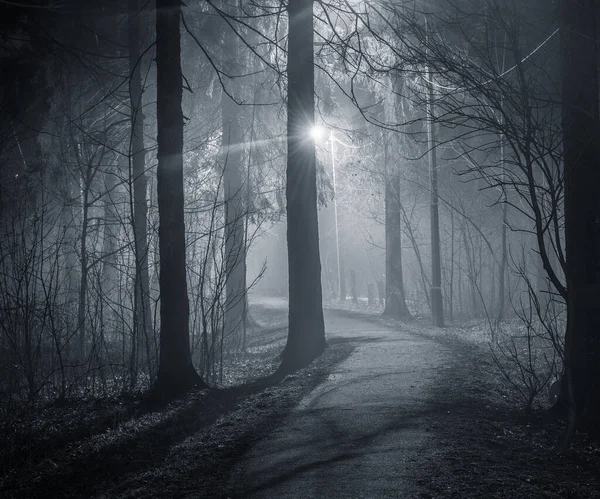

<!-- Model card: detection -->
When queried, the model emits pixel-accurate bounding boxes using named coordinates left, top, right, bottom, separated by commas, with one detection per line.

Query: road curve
left=227, top=307, right=454, bottom=498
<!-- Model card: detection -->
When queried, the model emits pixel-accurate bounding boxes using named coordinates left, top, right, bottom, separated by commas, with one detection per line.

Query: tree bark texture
left=496, top=131, right=507, bottom=330
left=280, top=0, right=326, bottom=371
left=426, top=63, right=444, bottom=327
left=77, top=165, right=92, bottom=359
left=560, top=0, right=600, bottom=430
left=154, top=0, right=203, bottom=394
left=221, top=29, right=247, bottom=350
left=383, top=133, right=411, bottom=318
left=101, top=167, right=122, bottom=343
left=128, top=0, right=153, bottom=382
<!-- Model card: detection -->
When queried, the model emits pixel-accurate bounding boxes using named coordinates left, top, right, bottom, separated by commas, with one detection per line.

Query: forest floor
left=2, top=297, right=600, bottom=498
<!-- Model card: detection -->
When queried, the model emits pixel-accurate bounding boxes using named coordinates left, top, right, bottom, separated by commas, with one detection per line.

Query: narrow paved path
left=227, top=307, right=454, bottom=498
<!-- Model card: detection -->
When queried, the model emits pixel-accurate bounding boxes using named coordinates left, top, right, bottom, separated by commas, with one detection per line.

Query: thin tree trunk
left=77, top=170, right=91, bottom=360
left=221, top=30, right=246, bottom=351
left=496, top=190, right=507, bottom=331
left=101, top=167, right=121, bottom=352
left=497, top=203, right=507, bottom=314
left=494, top=90, right=508, bottom=336
left=425, top=58, right=444, bottom=327
left=449, top=208, right=454, bottom=322
left=462, top=224, right=479, bottom=317
left=457, top=234, right=463, bottom=316
left=128, top=0, right=152, bottom=385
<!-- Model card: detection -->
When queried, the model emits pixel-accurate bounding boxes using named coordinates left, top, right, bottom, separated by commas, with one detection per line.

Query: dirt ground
left=1, top=299, right=600, bottom=498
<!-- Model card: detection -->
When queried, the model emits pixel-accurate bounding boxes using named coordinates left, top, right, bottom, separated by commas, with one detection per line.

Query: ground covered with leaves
left=0, top=302, right=354, bottom=498
left=2, top=300, right=600, bottom=498
left=418, top=338, right=600, bottom=499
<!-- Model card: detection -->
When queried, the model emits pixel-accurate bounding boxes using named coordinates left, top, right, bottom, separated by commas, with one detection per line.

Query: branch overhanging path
left=421, top=28, right=560, bottom=92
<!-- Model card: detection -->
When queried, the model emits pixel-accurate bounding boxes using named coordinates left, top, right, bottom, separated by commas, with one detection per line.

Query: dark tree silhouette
left=128, top=0, right=152, bottom=385
left=280, top=0, right=326, bottom=371
left=154, top=0, right=205, bottom=395
left=560, top=0, right=600, bottom=432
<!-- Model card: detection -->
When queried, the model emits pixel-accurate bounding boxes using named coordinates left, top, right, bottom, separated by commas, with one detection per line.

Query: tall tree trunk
left=101, top=168, right=118, bottom=290
left=61, top=170, right=79, bottom=356
left=496, top=199, right=507, bottom=323
left=221, top=30, right=246, bottom=351
left=77, top=168, right=91, bottom=360
left=560, top=0, right=600, bottom=432
left=101, top=166, right=120, bottom=337
left=425, top=60, right=444, bottom=327
left=383, top=131, right=411, bottom=318
left=128, top=0, right=153, bottom=383
left=449, top=208, right=455, bottom=322
left=496, top=143, right=508, bottom=331
left=280, top=0, right=325, bottom=372
left=154, top=0, right=204, bottom=395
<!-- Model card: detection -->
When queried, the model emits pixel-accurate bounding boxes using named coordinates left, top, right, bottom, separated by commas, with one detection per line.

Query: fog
left=3, top=0, right=599, bottom=495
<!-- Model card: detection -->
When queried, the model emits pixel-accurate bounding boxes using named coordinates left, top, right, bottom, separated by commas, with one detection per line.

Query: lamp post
left=310, top=126, right=343, bottom=300
left=425, top=27, right=444, bottom=327
left=329, top=130, right=343, bottom=300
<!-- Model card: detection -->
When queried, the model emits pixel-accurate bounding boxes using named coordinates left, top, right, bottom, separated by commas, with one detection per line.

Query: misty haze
left=1, top=0, right=599, bottom=497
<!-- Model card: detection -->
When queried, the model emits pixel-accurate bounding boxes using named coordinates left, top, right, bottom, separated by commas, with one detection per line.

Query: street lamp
left=309, top=125, right=325, bottom=142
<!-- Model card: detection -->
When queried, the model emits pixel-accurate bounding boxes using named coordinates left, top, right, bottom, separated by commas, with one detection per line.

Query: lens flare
left=309, top=126, right=324, bottom=141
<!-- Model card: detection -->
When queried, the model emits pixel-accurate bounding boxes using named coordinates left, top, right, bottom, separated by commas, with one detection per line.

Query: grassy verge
left=325, top=301, right=600, bottom=498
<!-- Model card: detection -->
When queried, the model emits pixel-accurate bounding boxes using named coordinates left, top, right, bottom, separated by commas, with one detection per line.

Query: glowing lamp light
left=309, top=125, right=325, bottom=142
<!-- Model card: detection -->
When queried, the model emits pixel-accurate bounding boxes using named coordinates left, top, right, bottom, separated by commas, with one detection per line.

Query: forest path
left=226, top=305, right=454, bottom=498
left=8, top=301, right=600, bottom=498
